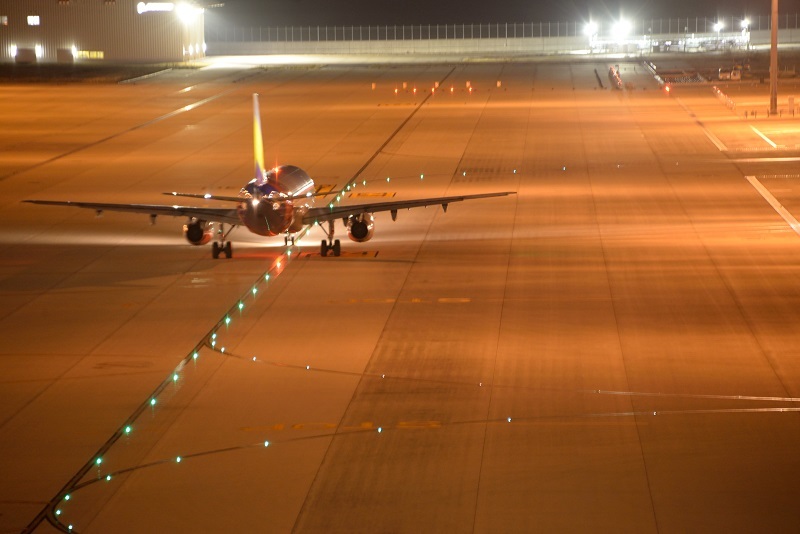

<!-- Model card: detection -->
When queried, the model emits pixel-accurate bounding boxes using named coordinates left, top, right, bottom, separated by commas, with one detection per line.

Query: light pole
left=714, top=21, right=724, bottom=50
left=771, top=0, right=778, bottom=115
left=584, top=21, right=598, bottom=53
left=741, top=18, right=750, bottom=50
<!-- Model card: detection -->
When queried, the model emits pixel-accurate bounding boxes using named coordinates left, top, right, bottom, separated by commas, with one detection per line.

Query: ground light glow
left=42, top=73, right=453, bottom=533
left=46, top=224, right=313, bottom=534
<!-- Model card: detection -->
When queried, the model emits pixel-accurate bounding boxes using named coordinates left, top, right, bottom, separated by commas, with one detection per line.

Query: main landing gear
left=320, top=219, right=340, bottom=257
left=211, top=223, right=235, bottom=259
left=284, top=233, right=295, bottom=246
left=212, top=241, right=232, bottom=259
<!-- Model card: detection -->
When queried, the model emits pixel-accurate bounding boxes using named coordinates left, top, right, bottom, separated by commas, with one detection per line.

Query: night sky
left=207, top=0, right=800, bottom=27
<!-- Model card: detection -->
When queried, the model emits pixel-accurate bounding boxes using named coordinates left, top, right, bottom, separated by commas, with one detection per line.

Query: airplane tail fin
left=253, top=93, right=267, bottom=185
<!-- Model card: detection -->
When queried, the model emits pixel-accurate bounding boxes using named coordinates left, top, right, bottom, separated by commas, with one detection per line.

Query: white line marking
left=733, top=157, right=800, bottom=163
left=750, top=125, right=778, bottom=148
left=745, top=175, right=800, bottom=237
left=702, top=129, right=728, bottom=151
left=674, top=96, right=728, bottom=151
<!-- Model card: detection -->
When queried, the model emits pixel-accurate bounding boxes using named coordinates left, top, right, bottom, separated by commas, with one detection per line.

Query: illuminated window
left=1, top=16, right=7, bottom=26
left=74, top=50, right=104, bottom=60
left=27, top=15, right=40, bottom=26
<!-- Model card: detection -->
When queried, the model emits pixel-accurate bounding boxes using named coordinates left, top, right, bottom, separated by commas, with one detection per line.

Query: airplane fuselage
left=237, top=164, right=315, bottom=236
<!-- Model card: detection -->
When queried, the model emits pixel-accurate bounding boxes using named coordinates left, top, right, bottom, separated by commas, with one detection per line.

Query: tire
left=224, top=241, right=233, bottom=258
left=332, top=239, right=341, bottom=257
left=320, top=240, right=328, bottom=257
left=212, top=242, right=220, bottom=259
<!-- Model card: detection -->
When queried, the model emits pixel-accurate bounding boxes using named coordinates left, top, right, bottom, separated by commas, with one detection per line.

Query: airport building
left=0, top=1, right=205, bottom=63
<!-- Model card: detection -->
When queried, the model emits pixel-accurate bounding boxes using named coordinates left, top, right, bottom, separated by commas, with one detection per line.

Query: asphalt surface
left=2, top=56, right=800, bottom=533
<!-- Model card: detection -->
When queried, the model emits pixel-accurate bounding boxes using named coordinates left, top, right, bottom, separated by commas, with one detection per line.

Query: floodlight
left=612, top=19, right=632, bottom=39
left=175, top=3, right=203, bottom=24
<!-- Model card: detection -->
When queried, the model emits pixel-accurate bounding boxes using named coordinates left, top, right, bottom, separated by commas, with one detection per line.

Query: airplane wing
left=302, top=191, right=515, bottom=224
left=22, top=200, right=240, bottom=225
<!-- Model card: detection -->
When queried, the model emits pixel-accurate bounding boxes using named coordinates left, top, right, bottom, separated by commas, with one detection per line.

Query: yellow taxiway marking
left=298, top=250, right=379, bottom=259
left=242, top=421, right=442, bottom=432
left=314, top=184, right=337, bottom=195
left=349, top=192, right=396, bottom=198
left=341, top=297, right=472, bottom=304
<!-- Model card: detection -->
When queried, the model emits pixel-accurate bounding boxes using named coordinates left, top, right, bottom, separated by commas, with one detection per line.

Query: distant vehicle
left=718, top=68, right=742, bottom=81
left=720, top=61, right=747, bottom=81
left=25, top=94, right=514, bottom=258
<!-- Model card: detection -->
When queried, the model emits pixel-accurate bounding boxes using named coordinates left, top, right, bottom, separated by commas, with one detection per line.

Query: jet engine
left=346, top=213, right=375, bottom=243
left=184, top=219, right=213, bottom=246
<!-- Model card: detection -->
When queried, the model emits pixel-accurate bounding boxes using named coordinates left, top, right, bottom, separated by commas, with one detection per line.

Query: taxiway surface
left=3, top=58, right=800, bottom=533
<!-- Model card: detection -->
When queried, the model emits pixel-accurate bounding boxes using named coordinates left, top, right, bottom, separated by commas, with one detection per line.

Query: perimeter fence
left=207, top=14, right=800, bottom=43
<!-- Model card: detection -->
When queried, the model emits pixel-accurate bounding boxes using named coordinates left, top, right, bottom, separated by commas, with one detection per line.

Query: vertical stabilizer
left=253, top=93, right=267, bottom=185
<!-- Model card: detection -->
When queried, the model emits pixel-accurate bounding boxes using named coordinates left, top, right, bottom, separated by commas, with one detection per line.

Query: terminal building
left=0, top=1, right=205, bottom=63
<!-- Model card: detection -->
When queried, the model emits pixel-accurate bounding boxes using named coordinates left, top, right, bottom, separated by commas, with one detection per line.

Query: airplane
left=25, top=94, right=515, bottom=259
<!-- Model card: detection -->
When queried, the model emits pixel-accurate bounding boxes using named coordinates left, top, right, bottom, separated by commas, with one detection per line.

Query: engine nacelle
left=346, top=213, right=375, bottom=243
left=184, top=219, right=213, bottom=246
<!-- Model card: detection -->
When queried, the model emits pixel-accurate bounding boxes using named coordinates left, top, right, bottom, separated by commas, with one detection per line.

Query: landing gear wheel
left=212, top=242, right=221, bottom=259
left=320, top=240, right=329, bottom=257
left=332, top=239, right=341, bottom=257
left=223, top=241, right=233, bottom=258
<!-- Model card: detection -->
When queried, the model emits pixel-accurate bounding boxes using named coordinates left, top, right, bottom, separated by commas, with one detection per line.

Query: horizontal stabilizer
left=165, top=190, right=346, bottom=202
